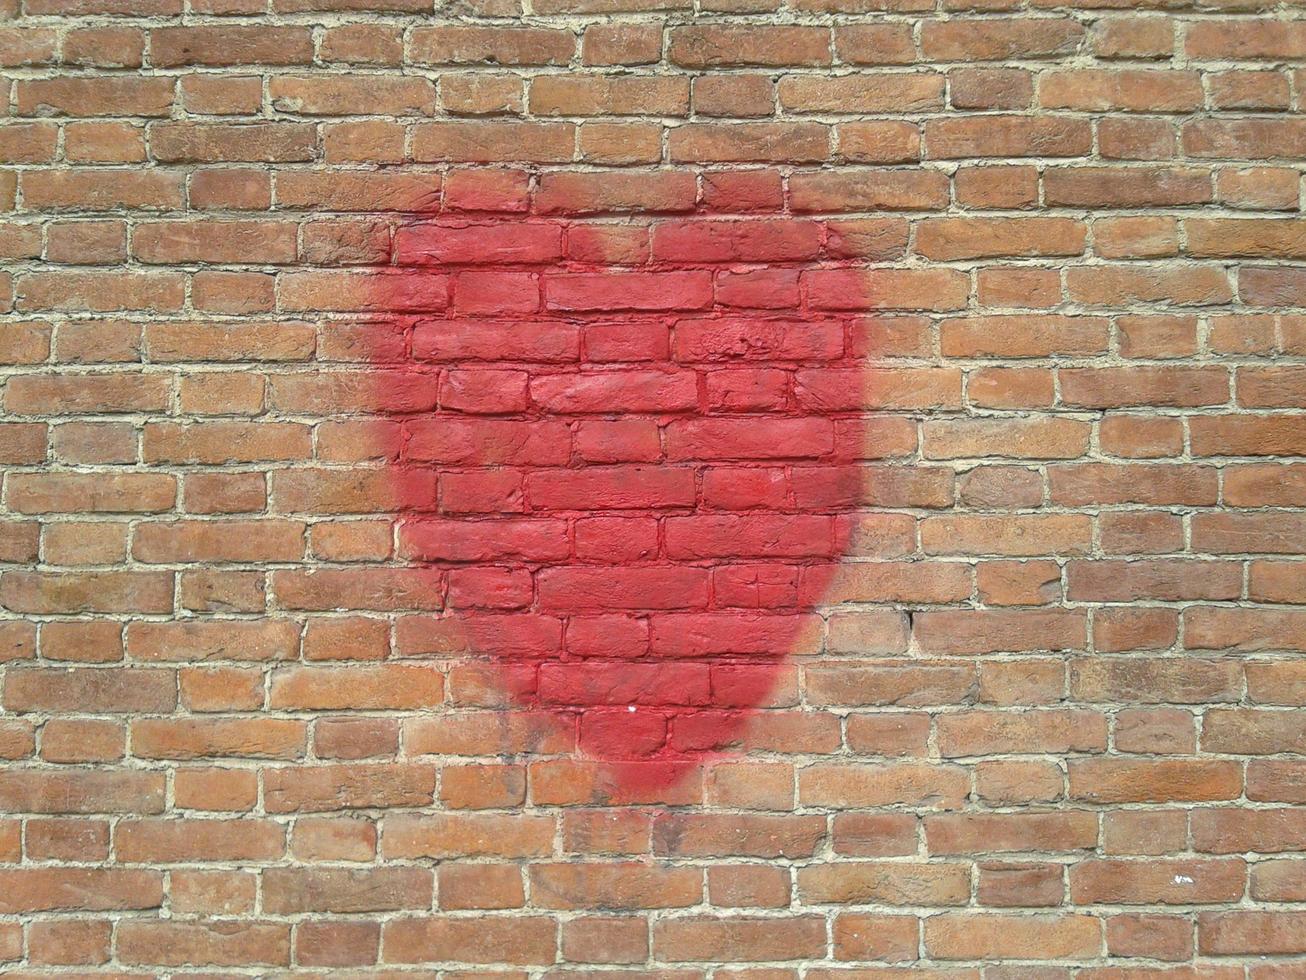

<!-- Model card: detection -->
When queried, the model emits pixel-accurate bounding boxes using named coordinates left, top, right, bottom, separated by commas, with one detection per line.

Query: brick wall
left=2, top=0, right=1306, bottom=973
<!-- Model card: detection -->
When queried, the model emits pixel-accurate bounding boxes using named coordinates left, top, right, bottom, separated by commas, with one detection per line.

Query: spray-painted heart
left=358, top=185, right=905, bottom=795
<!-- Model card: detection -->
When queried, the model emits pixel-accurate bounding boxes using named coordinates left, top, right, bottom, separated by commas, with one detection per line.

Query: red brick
left=1070, top=760, right=1242, bottom=803
left=262, top=867, right=432, bottom=913
left=382, top=916, right=557, bottom=964
left=654, top=916, right=827, bottom=962
left=926, top=913, right=1101, bottom=960
left=1200, top=911, right=1306, bottom=955
left=118, top=920, right=290, bottom=967
left=115, top=817, right=284, bottom=862
left=798, top=861, right=970, bottom=904
left=0, top=868, right=163, bottom=912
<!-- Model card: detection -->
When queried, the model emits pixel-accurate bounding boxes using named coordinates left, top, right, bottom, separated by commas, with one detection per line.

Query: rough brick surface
left=1, top=0, right=1305, bottom=973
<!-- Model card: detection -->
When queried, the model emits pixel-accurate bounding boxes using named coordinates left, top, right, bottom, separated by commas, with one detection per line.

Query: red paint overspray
left=361, top=179, right=880, bottom=799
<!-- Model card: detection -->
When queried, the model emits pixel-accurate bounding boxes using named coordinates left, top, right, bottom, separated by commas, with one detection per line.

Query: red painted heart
left=361, top=186, right=881, bottom=796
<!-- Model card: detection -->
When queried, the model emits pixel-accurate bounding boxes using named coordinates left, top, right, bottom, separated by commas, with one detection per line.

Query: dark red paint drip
left=364, top=186, right=875, bottom=796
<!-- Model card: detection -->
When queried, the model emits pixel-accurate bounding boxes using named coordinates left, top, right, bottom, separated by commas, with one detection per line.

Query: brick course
left=2, top=0, right=1306, bottom=973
